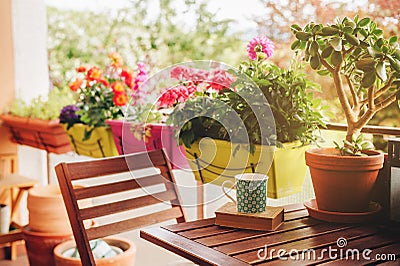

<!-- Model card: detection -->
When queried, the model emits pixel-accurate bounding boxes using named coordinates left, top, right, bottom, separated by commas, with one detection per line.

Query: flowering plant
left=60, top=52, right=148, bottom=140
left=166, top=36, right=324, bottom=153
left=234, top=36, right=325, bottom=146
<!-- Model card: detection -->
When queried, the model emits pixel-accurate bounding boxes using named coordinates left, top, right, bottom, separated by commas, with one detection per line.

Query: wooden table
left=141, top=203, right=400, bottom=265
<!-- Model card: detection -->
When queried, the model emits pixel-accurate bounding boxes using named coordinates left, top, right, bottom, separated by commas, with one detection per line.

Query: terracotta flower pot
left=0, top=114, right=72, bottom=154
left=23, top=226, right=73, bottom=266
left=27, top=185, right=92, bottom=234
left=306, top=147, right=384, bottom=212
left=53, top=237, right=137, bottom=266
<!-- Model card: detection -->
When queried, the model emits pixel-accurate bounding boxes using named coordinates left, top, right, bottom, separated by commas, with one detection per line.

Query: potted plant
left=0, top=88, right=73, bottom=154
left=61, top=53, right=146, bottom=158
left=165, top=37, right=324, bottom=198
left=291, top=16, right=400, bottom=212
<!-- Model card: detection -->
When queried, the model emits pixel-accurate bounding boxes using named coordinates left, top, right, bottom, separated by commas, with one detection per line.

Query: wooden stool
left=0, top=173, right=37, bottom=260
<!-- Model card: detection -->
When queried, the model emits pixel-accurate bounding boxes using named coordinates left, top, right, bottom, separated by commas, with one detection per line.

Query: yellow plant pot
left=63, top=124, right=118, bottom=158
left=267, top=141, right=310, bottom=198
left=184, top=139, right=308, bottom=198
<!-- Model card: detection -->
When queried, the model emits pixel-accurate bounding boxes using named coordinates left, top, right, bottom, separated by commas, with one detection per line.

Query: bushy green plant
left=233, top=59, right=325, bottom=146
left=9, top=88, right=74, bottom=120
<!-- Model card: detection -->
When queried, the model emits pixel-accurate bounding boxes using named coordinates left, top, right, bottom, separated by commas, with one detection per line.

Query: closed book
left=215, top=202, right=284, bottom=231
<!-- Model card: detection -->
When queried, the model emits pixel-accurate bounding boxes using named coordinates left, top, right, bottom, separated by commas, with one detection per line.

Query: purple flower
left=247, top=36, right=274, bottom=61
left=59, top=104, right=81, bottom=124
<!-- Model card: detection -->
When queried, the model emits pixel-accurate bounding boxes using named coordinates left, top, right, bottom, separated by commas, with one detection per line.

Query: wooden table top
left=140, top=203, right=400, bottom=265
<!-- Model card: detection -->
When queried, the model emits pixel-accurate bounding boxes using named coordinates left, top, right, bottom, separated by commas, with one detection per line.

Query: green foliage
left=291, top=16, right=400, bottom=152
left=9, top=88, right=74, bottom=120
left=334, top=134, right=374, bottom=156
left=234, top=61, right=325, bottom=146
left=47, top=0, right=244, bottom=88
left=291, top=16, right=400, bottom=83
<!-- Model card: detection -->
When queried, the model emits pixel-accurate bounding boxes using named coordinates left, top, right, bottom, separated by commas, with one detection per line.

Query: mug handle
left=221, top=180, right=236, bottom=204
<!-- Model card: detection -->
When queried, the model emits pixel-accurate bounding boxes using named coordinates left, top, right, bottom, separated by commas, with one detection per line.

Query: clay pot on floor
left=306, top=147, right=384, bottom=212
left=53, top=237, right=137, bottom=266
left=23, top=226, right=73, bottom=266
left=27, top=184, right=91, bottom=234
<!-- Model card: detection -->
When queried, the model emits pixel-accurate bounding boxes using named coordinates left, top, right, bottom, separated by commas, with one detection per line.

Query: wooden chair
left=55, top=149, right=186, bottom=265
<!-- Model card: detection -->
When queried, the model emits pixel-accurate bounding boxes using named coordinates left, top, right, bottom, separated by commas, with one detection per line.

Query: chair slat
left=80, top=190, right=177, bottom=220
left=86, top=206, right=184, bottom=240
left=74, top=174, right=167, bottom=200
left=68, top=150, right=167, bottom=180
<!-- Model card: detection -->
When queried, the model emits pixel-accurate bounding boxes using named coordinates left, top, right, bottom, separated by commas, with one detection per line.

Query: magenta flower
left=247, top=36, right=274, bottom=61
left=157, top=85, right=192, bottom=108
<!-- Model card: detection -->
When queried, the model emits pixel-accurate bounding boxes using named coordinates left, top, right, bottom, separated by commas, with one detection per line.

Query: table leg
left=197, top=180, right=204, bottom=220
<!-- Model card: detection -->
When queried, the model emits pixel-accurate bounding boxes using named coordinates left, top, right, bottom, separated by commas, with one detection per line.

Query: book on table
left=215, top=202, right=284, bottom=231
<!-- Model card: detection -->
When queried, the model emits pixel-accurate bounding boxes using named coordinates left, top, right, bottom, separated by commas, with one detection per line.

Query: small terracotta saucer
left=304, top=199, right=381, bottom=223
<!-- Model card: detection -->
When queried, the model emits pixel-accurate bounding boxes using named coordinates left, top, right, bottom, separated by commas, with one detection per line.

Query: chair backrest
left=55, top=149, right=186, bottom=265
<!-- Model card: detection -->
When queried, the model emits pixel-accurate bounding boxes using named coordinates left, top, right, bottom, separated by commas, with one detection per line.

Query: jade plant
left=291, top=16, right=400, bottom=145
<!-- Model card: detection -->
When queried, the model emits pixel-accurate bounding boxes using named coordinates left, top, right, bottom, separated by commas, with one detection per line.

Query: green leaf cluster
left=234, top=61, right=325, bottom=146
left=334, top=134, right=374, bottom=156
left=291, top=16, right=400, bottom=88
left=9, top=88, right=74, bottom=120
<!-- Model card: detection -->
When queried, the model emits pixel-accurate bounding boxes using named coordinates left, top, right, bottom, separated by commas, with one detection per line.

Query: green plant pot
left=184, top=139, right=308, bottom=198
left=63, top=124, right=118, bottom=158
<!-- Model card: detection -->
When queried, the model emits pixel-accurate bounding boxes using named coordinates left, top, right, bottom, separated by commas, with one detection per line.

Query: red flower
left=157, top=85, right=190, bottom=108
left=86, top=66, right=102, bottom=82
left=121, top=68, right=133, bottom=88
left=98, top=78, right=109, bottom=87
left=113, top=92, right=128, bottom=106
left=76, top=65, right=87, bottom=73
left=111, top=81, right=125, bottom=93
left=68, top=78, right=83, bottom=92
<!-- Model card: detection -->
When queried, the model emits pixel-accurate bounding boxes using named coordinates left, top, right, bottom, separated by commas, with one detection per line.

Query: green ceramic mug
left=222, top=173, right=268, bottom=213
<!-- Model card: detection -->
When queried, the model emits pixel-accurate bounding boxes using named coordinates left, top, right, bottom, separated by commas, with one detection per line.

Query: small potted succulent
left=61, top=53, right=147, bottom=158
left=291, top=16, right=400, bottom=212
left=0, top=88, right=73, bottom=154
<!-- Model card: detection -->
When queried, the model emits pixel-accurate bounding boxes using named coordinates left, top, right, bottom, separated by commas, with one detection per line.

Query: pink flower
left=157, top=85, right=191, bottom=108
left=247, top=36, right=274, bottom=61
left=207, top=69, right=236, bottom=91
left=170, top=66, right=190, bottom=80
left=132, top=62, right=148, bottom=92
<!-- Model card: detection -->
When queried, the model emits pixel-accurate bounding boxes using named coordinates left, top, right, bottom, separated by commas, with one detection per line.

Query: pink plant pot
left=107, top=120, right=189, bottom=169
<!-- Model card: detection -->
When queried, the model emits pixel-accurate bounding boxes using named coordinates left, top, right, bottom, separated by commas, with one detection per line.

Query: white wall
left=12, top=0, right=49, bottom=184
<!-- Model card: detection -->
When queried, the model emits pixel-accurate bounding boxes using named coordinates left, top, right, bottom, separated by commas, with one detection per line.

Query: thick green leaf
left=310, top=56, right=321, bottom=70
left=310, top=41, right=319, bottom=56
left=317, top=69, right=331, bottom=76
left=344, top=33, right=360, bottom=46
left=373, top=29, right=383, bottom=36
left=330, top=37, right=342, bottom=51
left=344, top=21, right=356, bottom=29
left=290, top=24, right=302, bottom=33
left=376, top=62, right=387, bottom=81
left=291, top=40, right=301, bottom=50
left=355, top=58, right=375, bottom=71
left=358, top=17, right=371, bottom=27
left=321, top=26, right=340, bottom=35
left=295, top=32, right=311, bottom=41
left=331, top=51, right=343, bottom=66
left=343, top=26, right=353, bottom=34
left=321, top=46, right=333, bottom=58
left=312, top=24, right=322, bottom=34
left=389, top=36, right=399, bottom=44
left=361, top=71, right=376, bottom=88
